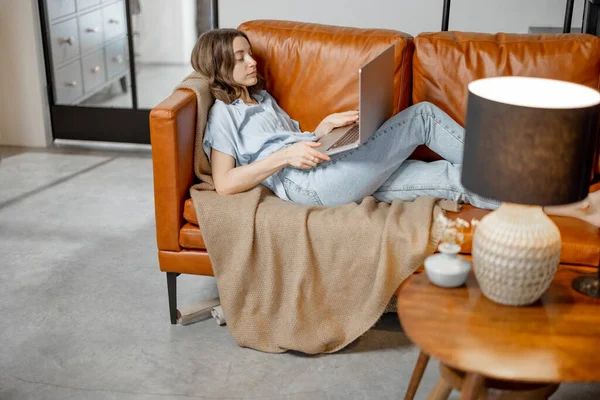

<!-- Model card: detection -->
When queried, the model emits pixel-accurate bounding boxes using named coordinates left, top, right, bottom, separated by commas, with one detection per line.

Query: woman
left=191, top=28, right=600, bottom=227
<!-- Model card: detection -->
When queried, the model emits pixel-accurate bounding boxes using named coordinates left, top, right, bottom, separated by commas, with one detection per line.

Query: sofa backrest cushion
left=413, top=31, right=600, bottom=177
left=413, top=32, right=600, bottom=126
left=238, top=20, right=414, bottom=132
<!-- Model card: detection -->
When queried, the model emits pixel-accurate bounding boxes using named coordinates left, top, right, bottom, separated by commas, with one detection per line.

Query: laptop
left=317, top=44, right=395, bottom=156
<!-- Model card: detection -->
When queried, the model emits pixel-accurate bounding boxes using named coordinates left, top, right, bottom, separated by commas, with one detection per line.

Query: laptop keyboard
left=328, top=125, right=359, bottom=150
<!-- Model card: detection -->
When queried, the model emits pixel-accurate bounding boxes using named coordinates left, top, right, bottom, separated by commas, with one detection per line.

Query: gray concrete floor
left=1, top=144, right=599, bottom=400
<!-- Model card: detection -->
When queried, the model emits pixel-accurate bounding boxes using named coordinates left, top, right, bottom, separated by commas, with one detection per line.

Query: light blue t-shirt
left=203, top=90, right=316, bottom=200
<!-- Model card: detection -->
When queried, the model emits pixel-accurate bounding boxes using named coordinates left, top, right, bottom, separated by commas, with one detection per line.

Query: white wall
left=135, top=0, right=197, bottom=64
left=0, top=0, right=51, bottom=147
left=219, top=0, right=585, bottom=36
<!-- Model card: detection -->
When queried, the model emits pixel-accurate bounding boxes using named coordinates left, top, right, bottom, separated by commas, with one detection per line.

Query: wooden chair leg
left=427, top=378, right=453, bottom=400
left=166, top=272, right=178, bottom=324
left=405, top=351, right=431, bottom=400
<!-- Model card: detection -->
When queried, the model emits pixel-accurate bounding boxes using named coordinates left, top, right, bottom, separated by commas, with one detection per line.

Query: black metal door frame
left=441, top=0, right=451, bottom=31
left=441, top=0, right=600, bottom=35
left=38, top=0, right=149, bottom=144
left=564, top=0, right=600, bottom=34
left=583, top=0, right=600, bottom=34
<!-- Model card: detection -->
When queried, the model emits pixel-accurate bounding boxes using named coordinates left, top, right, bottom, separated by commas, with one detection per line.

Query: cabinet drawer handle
left=86, top=27, right=101, bottom=33
left=92, top=66, right=101, bottom=73
left=65, top=81, right=78, bottom=87
left=113, top=55, right=124, bottom=64
left=60, top=36, right=75, bottom=46
left=108, top=18, right=120, bottom=24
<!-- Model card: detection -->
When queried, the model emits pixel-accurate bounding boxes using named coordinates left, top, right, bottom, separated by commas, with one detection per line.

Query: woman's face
left=231, top=36, right=258, bottom=87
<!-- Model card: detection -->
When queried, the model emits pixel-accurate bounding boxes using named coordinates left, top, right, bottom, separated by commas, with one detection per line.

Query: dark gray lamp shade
left=461, top=77, right=600, bottom=206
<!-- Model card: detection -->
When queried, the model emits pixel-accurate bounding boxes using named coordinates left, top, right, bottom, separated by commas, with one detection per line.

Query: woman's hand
left=281, top=141, right=330, bottom=169
left=314, top=111, right=359, bottom=139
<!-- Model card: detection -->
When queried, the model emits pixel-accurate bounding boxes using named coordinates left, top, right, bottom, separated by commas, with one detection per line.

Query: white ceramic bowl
left=424, top=253, right=472, bottom=288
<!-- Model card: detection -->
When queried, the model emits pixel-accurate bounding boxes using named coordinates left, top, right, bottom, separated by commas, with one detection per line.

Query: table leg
left=427, top=378, right=453, bottom=400
left=438, top=362, right=557, bottom=400
left=461, top=373, right=485, bottom=400
left=495, top=383, right=560, bottom=399
left=404, top=351, right=431, bottom=400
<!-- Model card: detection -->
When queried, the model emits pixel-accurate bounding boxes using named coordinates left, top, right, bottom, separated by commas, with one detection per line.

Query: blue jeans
left=278, top=102, right=500, bottom=209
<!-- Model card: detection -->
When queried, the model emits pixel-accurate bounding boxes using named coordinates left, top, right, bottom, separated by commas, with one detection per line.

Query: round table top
left=397, top=265, right=600, bottom=383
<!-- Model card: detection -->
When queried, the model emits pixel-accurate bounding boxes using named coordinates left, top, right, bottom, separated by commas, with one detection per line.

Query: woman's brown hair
left=191, top=29, right=264, bottom=104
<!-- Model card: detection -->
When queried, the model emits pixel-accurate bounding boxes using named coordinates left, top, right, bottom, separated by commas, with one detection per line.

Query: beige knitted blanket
left=177, top=72, right=449, bottom=354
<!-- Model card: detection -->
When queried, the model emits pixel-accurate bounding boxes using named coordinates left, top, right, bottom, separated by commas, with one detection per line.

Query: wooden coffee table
left=397, top=265, right=600, bottom=400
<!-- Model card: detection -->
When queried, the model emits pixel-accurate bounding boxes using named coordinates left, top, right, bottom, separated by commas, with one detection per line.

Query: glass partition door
left=38, top=0, right=217, bottom=144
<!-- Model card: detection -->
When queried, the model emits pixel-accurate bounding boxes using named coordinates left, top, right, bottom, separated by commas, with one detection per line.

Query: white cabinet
left=44, top=0, right=130, bottom=105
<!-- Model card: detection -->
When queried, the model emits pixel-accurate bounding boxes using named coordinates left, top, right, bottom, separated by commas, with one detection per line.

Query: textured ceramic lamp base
left=473, top=203, right=562, bottom=306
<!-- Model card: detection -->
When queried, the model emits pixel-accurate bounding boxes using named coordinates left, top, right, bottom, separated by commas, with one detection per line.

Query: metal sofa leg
left=166, top=272, right=179, bottom=324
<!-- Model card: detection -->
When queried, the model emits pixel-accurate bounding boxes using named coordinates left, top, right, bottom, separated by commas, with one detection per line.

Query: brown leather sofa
left=150, top=20, right=600, bottom=324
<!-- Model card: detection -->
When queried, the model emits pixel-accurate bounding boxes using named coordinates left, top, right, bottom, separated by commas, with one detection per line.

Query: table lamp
left=462, top=76, right=600, bottom=306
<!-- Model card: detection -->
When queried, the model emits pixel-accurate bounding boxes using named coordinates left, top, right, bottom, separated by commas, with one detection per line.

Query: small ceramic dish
left=424, top=243, right=471, bottom=288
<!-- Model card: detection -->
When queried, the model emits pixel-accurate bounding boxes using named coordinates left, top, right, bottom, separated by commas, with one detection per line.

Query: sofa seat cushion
left=448, top=205, right=600, bottom=267
left=183, top=198, right=198, bottom=225
left=179, top=223, right=206, bottom=250
left=181, top=198, right=599, bottom=266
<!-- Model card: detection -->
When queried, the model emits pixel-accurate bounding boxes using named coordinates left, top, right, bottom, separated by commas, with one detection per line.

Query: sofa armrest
left=150, top=89, right=197, bottom=252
